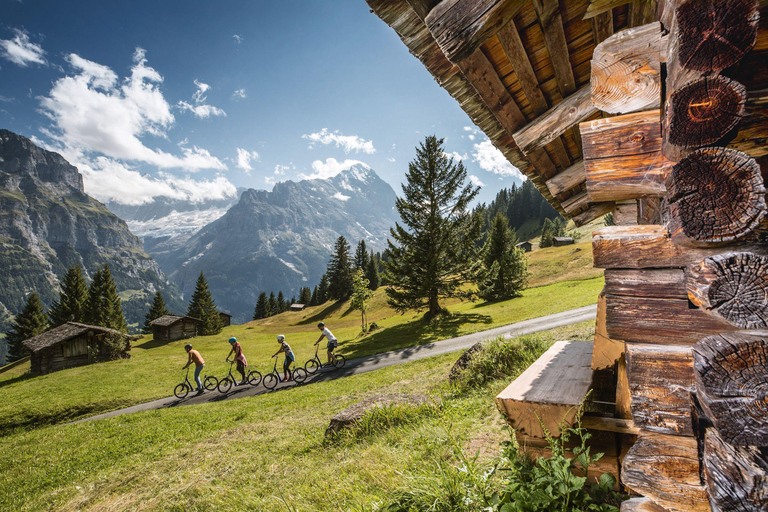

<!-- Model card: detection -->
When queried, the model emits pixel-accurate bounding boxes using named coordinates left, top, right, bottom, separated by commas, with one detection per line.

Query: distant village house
left=150, top=315, right=201, bottom=342
left=290, top=303, right=305, bottom=312
left=23, top=322, right=130, bottom=375
left=218, top=311, right=232, bottom=327
left=553, top=236, right=575, bottom=247
left=516, top=241, right=533, bottom=252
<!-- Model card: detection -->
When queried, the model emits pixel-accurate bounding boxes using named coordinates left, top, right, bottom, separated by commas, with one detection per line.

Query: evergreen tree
left=540, top=218, right=555, bottom=248
left=350, top=269, right=374, bottom=331
left=476, top=214, right=529, bottom=301
left=49, top=265, right=89, bottom=327
left=366, top=249, right=380, bottom=291
left=290, top=296, right=296, bottom=306
left=101, top=265, right=127, bottom=332
left=310, top=286, right=319, bottom=306
left=5, top=292, right=48, bottom=362
left=187, top=271, right=222, bottom=335
left=277, top=291, right=286, bottom=313
left=317, top=274, right=329, bottom=304
left=327, top=236, right=353, bottom=300
left=253, top=292, right=269, bottom=320
left=299, top=287, right=312, bottom=305
left=384, top=136, right=481, bottom=318
left=143, top=291, right=169, bottom=333
left=604, top=212, right=616, bottom=226
left=354, top=240, right=369, bottom=270
left=84, top=267, right=107, bottom=327
left=268, top=292, right=277, bottom=317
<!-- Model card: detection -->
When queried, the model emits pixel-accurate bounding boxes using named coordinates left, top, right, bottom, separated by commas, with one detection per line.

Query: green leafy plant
left=452, top=335, right=548, bottom=391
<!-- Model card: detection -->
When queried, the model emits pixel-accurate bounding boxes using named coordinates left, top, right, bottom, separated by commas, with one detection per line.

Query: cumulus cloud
left=302, top=128, right=375, bottom=154
left=469, top=175, right=485, bottom=187
left=472, top=140, right=524, bottom=180
left=178, top=79, right=226, bottom=118
left=274, top=164, right=292, bottom=175
left=444, top=151, right=467, bottom=162
left=232, top=88, right=246, bottom=100
left=299, top=158, right=369, bottom=180
left=235, top=148, right=260, bottom=173
left=0, top=28, right=46, bottom=67
left=233, top=34, right=243, bottom=44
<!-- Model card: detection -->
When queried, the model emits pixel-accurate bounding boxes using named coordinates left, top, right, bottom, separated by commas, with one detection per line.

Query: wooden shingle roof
left=22, top=322, right=126, bottom=353
left=150, top=315, right=202, bottom=327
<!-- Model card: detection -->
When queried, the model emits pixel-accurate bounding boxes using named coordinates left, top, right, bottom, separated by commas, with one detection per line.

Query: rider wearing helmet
left=315, top=322, right=338, bottom=367
left=225, top=336, right=248, bottom=385
left=272, top=334, right=295, bottom=382
left=182, top=343, right=206, bottom=395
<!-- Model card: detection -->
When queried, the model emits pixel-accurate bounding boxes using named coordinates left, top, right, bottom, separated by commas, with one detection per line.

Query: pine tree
left=354, top=240, right=369, bottom=270
left=49, top=265, right=89, bottom=327
left=143, top=291, right=169, bottom=333
left=351, top=269, right=374, bottom=331
left=476, top=214, right=529, bottom=301
left=5, top=292, right=48, bottom=362
left=299, top=287, right=312, bottom=305
left=101, top=265, right=127, bottom=332
left=187, top=271, right=222, bottom=335
left=317, top=274, right=329, bottom=304
left=327, top=236, right=353, bottom=300
left=366, top=249, right=380, bottom=291
left=84, top=267, right=107, bottom=327
left=253, top=292, right=269, bottom=319
left=277, top=291, right=286, bottom=313
left=310, top=286, right=319, bottom=306
left=384, top=136, right=481, bottom=318
left=268, top=292, right=277, bottom=317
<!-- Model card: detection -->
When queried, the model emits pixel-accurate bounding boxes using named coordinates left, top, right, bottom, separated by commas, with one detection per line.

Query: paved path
left=74, top=304, right=597, bottom=424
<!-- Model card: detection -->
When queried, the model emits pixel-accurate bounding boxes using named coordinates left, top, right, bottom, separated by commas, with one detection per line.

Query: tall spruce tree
left=327, top=236, right=353, bottom=300
left=84, top=267, right=107, bottom=327
left=5, top=292, right=48, bottom=362
left=366, top=249, right=380, bottom=291
left=317, top=274, right=329, bottom=304
left=299, top=287, right=312, bottom=305
left=187, top=271, right=222, bottom=335
left=310, top=285, right=319, bottom=306
left=253, top=292, right=269, bottom=320
left=354, top=240, right=369, bottom=270
left=277, top=291, right=286, bottom=313
left=101, top=265, right=127, bottom=332
left=268, top=291, right=277, bottom=317
left=475, top=214, right=528, bottom=301
left=49, top=265, right=89, bottom=327
left=143, top=291, right=169, bottom=333
left=384, top=136, right=481, bottom=318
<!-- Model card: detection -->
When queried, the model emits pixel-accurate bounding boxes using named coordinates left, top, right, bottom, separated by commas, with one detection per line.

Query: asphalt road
left=74, top=304, right=597, bottom=424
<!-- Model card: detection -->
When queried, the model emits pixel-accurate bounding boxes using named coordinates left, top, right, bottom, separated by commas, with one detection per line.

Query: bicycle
left=305, top=344, right=346, bottom=374
left=174, top=368, right=218, bottom=399
left=263, top=354, right=308, bottom=390
left=218, top=360, right=261, bottom=393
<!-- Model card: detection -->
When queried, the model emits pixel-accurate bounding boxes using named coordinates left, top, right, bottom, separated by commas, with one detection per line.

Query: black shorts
left=326, top=339, right=338, bottom=351
left=236, top=360, right=246, bottom=373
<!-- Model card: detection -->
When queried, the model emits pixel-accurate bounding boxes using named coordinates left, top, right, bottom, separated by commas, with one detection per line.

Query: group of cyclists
left=182, top=322, right=339, bottom=395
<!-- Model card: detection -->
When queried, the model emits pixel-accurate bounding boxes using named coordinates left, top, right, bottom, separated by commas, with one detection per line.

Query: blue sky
left=0, top=0, right=524, bottom=206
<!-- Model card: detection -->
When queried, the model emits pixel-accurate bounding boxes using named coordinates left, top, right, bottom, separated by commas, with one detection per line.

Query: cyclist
left=272, top=334, right=295, bottom=382
left=182, top=343, right=206, bottom=395
left=314, top=322, right=338, bottom=367
left=225, top=337, right=248, bottom=385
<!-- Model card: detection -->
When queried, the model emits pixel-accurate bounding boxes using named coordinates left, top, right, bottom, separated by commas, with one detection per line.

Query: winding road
left=74, top=304, right=597, bottom=424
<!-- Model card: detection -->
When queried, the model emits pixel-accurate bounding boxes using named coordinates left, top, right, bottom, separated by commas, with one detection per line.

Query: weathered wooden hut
left=150, top=315, right=201, bottom=342
left=553, top=236, right=575, bottom=246
left=218, top=311, right=232, bottom=327
left=515, top=240, right=533, bottom=252
left=290, top=303, right=306, bottom=312
left=22, top=322, right=130, bottom=375
left=369, top=0, right=768, bottom=510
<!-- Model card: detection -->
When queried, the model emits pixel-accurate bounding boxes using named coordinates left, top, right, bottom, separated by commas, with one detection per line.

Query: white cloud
left=79, top=157, right=236, bottom=205
left=235, top=148, right=260, bottom=173
left=469, top=175, right=485, bottom=187
left=333, top=192, right=351, bottom=201
left=178, top=79, right=226, bottom=118
left=386, top=157, right=396, bottom=163
left=444, top=151, right=467, bottom=161
left=233, top=34, right=243, bottom=44
left=0, top=28, right=46, bottom=67
left=232, top=88, right=246, bottom=100
left=302, top=128, right=375, bottom=154
left=472, top=140, right=525, bottom=180
left=299, top=158, right=369, bottom=180
left=274, top=164, right=291, bottom=175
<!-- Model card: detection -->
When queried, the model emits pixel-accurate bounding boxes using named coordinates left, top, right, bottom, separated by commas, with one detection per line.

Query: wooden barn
left=515, top=240, right=533, bottom=252
left=369, top=0, right=768, bottom=510
left=150, top=315, right=201, bottom=342
left=22, top=322, right=130, bottom=375
left=553, top=235, right=575, bottom=246
left=218, top=311, right=232, bottom=327
left=290, top=303, right=306, bottom=312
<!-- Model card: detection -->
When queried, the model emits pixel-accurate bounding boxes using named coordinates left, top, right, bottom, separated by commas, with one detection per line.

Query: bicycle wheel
left=305, top=359, right=319, bottom=375
left=218, top=377, right=232, bottom=393
left=247, top=370, right=262, bottom=386
left=293, top=367, right=308, bottom=384
left=332, top=354, right=346, bottom=369
left=263, top=373, right=279, bottom=390
left=174, top=383, right=190, bottom=399
left=203, top=375, right=218, bottom=391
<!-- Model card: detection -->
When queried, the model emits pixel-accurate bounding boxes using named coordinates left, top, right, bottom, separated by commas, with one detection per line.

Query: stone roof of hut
left=150, top=315, right=202, bottom=327
left=22, top=322, right=126, bottom=353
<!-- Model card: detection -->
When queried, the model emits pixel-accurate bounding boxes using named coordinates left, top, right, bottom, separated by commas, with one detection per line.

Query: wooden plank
left=425, top=0, right=527, bottom=63
left=584, top=0, right=633, bottom=20
left=591, top=22, right=666, bottom=114
left=593, top=292, right=624, bottom=370
left=621, top=432, right=711, bottom=512
left=404, top=0, right=441, bottom=21
left=581, top=415, right=640, bottom=434
left=513, top=85, right=597, bottom=155
left=496, top=340, right=593, bottom=439
left=729, top=88, right=768, bottom=159
left=591, top=10, right=615, bottom=45
left=603, top=268, right=688, bottom=299
left=613, top=200, right=638, bottom=225
left=572, top=201, right=614, bottom=226
left=545, top=160, right=585, bottom=196
left=621, top=498, right=672, bottom=512
left=626, top=343, right=695, bottom=436
left=605, top=295, right=736, bottom=346
left=533, top=0, right=577, bottom=97
left=561, top=190, right=589, bottom=214
left=615, top=353, right=632, bottom=420
left=581, top=110, right=663, bottom=160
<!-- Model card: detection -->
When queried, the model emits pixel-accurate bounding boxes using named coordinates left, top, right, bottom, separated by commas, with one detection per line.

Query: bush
left=332, top=401, right=442, bottom=443
left=451, top=335, right=548, bottom=390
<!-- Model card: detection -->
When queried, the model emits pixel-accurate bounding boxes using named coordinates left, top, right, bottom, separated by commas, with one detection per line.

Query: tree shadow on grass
left=341, top=311, right=493, bottom=360
left=0, top=357, right=36, bottom=389
left=297, top=300, right=347, bottom=325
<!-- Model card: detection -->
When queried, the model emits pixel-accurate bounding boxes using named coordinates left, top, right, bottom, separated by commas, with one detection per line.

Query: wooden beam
left=545, top=160, right=585, bottom=196
left=604, top=268, right=688, bottom=300
left=615, top=353, right=632, bottom=420
left=729, top=88, right=768, bottom=159
left=621, top=498, right=670, bottom=512
left=593, top=292, right=624, bottom=370
left=581, top=415, right=641, bottom=435
left=584, top=0, right=632, bottom=19
left=591, top=22, right=666, bottom=114
left=561, top=191, right=589, bottom=214
left=425, top=0, right=526, bottom=63
left=404, top=0, right=442, bottom=21
left=533, top=0, right=577, bottom=97
left=613, top=200, right=638, bottom=225
left=591, top=10, right=614, bottom=45
left=572, top=201, right=613, bottom=226
left=513, top=85, right=597, bottom=155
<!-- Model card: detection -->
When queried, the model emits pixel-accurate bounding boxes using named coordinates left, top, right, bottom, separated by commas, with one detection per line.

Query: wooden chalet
left=218, top=311, right=232, bottom=327
left=515, top=240, right=533, bottom=251
left=150, top=315, right=201, bottom=342
left=290, top=303, right=306, bottom=311
left=369, top=0, right=768, bottom=510
left=22, top=322, right=130, bottom=375
left=553, top=235, right=575, bottom=246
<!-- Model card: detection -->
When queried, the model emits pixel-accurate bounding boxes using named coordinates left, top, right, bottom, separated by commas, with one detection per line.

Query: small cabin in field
left=218, top=311, right=232, bottom=327
left=290, top=303, right=305, bottom=312
left=516, top=241, right=533, bottom=252
left=23, top=322, right=130, bottom=375
left=150, top=315, right=201, bottom=342
left=553, top=236, right=575, bottom=247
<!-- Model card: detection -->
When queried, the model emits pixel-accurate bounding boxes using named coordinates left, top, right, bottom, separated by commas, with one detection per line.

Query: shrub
left=452, top=335, right=548, bottom=391
left=333, top=401, right=442, bottom=443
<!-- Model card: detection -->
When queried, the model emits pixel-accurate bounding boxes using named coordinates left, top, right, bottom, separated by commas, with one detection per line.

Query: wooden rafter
left=533, top=0, right=577, bottom=97
left=404, top=0, right=441, bottom=21
left=545, top=160, right=585, bottom=196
